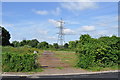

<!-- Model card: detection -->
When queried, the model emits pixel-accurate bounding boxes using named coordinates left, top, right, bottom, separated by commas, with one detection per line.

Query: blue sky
left=2, top=2, right=118, bottom=44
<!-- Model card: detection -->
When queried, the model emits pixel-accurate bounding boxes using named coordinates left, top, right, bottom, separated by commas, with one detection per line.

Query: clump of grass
left=56, top=67, right=64, bottom=70
left=86, top=65, right=119, bottom=72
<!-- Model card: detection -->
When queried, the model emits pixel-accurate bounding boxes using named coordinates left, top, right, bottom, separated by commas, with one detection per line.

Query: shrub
left=2, top=52, right=39, bottom=72
left=76, top=35, right=119, bottom=69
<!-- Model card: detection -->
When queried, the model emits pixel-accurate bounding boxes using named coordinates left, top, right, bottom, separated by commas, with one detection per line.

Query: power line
left=57, top=18, right=65, bottom=46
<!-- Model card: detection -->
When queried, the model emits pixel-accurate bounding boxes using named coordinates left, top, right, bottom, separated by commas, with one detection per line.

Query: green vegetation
left=76, top=34, right=120, bottom=70
left=0, top=26, right=119, bottom=72
left=0, top=46, right=2, bottom=73
left=2, top=46, right=43, bottom=72
left=2, top=52, right=40, bottom=72
left=2, top=46, right=43, bottom=55
left=54, top=34, right=119, bottom=71
left=55, top=51, right=78, bottom=67
left=56, top=67, right=64, bottom=70
left=0, top=26, right=11, bottom=46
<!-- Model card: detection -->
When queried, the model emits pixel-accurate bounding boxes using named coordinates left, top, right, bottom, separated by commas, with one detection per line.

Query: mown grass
left=54, top=51, right=78, bottom=67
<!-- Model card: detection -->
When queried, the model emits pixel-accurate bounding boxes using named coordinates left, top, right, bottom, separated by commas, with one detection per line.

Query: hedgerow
left=76, top=34, right=120, bottom=69
left=2, top=52, right=39, bottom=72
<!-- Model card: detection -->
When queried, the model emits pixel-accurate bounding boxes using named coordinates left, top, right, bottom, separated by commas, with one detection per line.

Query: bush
left=2, top=52, right=39, bottom=72
left=76, top=35, right=119, bottom=69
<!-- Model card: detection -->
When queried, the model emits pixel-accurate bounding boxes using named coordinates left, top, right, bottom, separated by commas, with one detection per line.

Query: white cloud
left=33, top=7, right=61, bottom=16
left=51, top=7, right=61, bottom=16
left=6, top=21, right=50, bottom=42
left=35, top=10, right=48, bottom=15
left=81, top=25, right=95, bottom=31
left=93, top=15, right=117, bottom=27
left=3, top=24, right=14, bottom=27
left=61, top=1, right=98, bottom=12
left=32, top=9, right=48, bottom=15
left=47, top=36, right=57, bottom=40
left=48, top=19, right=60, bottom=27
left=37, top=30, right=48, bottom=35
left=48, top=19, right=76, bottom=34
left=63, top=28, right=75, bottom=34
left=97, top=30, right=108, bottom=35
left=112, top=26, right=118, bottom=29
left=65, top=20, right=80, bottom=24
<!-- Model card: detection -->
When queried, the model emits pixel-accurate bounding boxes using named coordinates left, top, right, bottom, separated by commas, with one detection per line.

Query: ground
left=2, top=49, right=118, bottom=75
left=37, top=50, right=88, bottom=74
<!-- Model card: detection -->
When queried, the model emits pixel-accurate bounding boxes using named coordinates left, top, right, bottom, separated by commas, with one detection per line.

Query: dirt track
left=37, top=51, right=87, bottom=74
left=39, top=51, right=70, bottom=68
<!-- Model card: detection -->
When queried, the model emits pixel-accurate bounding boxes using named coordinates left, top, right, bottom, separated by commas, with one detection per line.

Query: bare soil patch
left=39, top=51, right=70, bottom=68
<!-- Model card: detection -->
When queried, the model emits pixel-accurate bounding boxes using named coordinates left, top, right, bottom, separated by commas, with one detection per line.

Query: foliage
left=28, top=39, right=39, bottom=48
left=12, top=41, right=20, bottom=47
left=0, top=26, right=11, bottom=46
left=12, top=39, right=39, bottom=48
left=68, top=41, right=76, bottom=49
left=37, top=41, right=49, bottom=49
left=2, top=52, right=40, bottom=72
left=76, top=34, right=120, bottom=69
left=2, top=46, right=43, bottom=55
left=53, top=43, right=59, bottom=49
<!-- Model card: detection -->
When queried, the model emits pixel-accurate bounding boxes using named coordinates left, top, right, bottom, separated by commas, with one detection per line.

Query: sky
left=1, top=2, right=118, bottom=44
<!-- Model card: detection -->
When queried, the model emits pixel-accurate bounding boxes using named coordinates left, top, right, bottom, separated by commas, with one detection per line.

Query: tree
left=0, top=26, right=11, bottom=46
left=79, top=34, right=92, bottom=44
left=28, top=39, right=39, bottom=47
left=20, top=40, right=27, bottom=46
left=68, top=41, right=76, bottom=49
left=48, top=44, right=53, bottom=49
left=79, top=34, right=91, bottom=41
left=12, top=41, right=20, bottom=47
left=37, top=41, right=49, bottom=49
left=53, top=43, right=59, bottom=49
left=64, top=43, right=69, bottom=49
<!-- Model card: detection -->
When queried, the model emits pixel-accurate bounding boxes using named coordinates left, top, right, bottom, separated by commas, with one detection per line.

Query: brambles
left=76, top=34, right=120, bottom=69
left=2, top=46, right=43, bottom=72
left=2, top=52, right=39, bottom=72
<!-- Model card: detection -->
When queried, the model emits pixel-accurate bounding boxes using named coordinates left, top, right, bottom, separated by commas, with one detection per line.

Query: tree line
left=0, top=26, right=68, bottom=50
left=1, top=26, right=120, bottom=69
left=0, top=26, right=119, bottom=51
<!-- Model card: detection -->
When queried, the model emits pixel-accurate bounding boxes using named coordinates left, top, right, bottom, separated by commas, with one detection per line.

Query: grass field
left=2, top=46, right=43, bottom=55
left=54, top=51, right=78, bottom=67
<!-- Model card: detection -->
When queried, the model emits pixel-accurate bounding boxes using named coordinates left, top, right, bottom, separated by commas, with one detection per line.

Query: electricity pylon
left=57, top=18, right=65, bottom=46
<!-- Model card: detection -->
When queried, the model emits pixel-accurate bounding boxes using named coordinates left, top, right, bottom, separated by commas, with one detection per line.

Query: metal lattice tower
left=57, top=18, right=65, bottom=46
